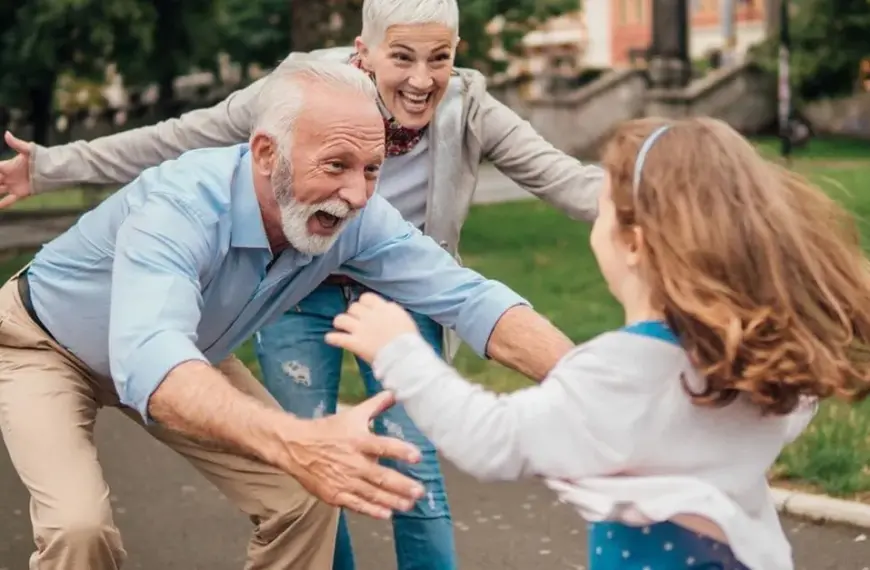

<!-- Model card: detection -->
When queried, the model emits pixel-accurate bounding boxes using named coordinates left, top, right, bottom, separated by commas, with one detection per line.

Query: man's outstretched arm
left=341, top=196, right=574, bottom=381
left=111, top=190, right=424, bottom=518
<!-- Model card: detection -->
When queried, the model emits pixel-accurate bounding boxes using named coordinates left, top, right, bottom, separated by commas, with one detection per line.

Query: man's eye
left=327, top=161, right=345, bottom=172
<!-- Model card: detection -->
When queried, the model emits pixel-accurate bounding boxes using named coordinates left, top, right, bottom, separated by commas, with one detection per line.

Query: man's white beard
left=272, top=157, right=358, bottom=255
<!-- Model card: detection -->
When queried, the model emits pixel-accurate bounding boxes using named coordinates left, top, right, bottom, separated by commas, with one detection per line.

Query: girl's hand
left=326, top=292, right=420, bottom=364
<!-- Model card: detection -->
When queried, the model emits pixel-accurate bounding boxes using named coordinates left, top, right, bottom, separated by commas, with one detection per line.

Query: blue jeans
left=254, top=282, right=457, bottom=570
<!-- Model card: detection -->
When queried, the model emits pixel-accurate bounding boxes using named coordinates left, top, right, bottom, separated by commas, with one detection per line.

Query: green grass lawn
left=3, top=137, right=870, bottom=499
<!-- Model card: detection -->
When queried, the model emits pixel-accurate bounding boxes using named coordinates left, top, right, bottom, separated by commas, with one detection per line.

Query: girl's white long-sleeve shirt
left=372, top=331, right=817, bottom=570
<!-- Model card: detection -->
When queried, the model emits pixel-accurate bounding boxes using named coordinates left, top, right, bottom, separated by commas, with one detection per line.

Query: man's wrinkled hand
left=325, top=292, right=420, bottom=364
left=280, top=391, right=424, bottom=520
left=0, top=131, right=33, bottom=209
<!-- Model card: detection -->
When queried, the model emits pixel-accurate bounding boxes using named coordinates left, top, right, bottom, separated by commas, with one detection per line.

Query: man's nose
left=338, top=172, right=370, bottom=210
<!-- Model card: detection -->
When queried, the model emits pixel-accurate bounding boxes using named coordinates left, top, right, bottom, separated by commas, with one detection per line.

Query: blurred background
left=2, top=0, right=868, bottom=154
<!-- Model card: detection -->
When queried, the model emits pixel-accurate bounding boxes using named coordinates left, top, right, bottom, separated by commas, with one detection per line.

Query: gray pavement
left=1, top=407, right=869, bottom=569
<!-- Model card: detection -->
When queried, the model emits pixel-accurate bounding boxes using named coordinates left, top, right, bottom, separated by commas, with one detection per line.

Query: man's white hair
left=253, top=59, right=378, bottom=148
left=360, top=0, right=459, bottom=46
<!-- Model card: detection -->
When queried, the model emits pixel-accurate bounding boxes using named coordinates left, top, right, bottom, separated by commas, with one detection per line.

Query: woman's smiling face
left=356, top=23, right=456, bottom=130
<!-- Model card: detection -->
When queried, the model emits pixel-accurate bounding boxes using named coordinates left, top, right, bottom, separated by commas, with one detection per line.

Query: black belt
left=323, top=274, right=360, bottom=287
left=17, top=271, right=52, bottom=337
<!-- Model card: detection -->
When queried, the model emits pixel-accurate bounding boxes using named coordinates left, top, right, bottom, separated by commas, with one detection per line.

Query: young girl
left=326, top=117, right=870, bottom=570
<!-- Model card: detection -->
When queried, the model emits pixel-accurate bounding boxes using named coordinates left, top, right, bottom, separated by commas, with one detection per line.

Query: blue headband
left=632, top=125, right=671, bottom=197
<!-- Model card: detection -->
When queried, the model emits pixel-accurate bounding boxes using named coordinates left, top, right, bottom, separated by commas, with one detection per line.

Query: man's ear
left=249, top=132, right=277, bottom=177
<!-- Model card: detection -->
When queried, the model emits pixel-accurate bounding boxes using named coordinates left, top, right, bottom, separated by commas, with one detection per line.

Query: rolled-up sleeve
left=110, top=191, right=214, bottom=421
left=340, top=196, right=529, bottom=356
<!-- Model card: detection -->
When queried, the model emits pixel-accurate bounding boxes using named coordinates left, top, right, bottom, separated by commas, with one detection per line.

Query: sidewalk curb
left=771, top=487, right=870, bottom=528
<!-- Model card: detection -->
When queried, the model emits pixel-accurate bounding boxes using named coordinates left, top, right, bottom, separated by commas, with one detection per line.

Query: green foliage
left=457, top=0, right=579, bottom=73
left=0, top=0, right=151, bottom=108
left=752, top=0, right=870, bottom=100
left=124, top=0, right=224, bottom=88
left=217, top=0, right=292, bottom=74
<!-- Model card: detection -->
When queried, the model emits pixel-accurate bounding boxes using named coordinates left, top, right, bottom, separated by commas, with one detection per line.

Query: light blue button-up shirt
left=28, top=144, right=529, bottom=420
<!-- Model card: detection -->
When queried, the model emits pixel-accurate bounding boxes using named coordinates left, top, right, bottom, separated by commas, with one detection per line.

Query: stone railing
left=643, top=62, right=776, bottom=132
left=488, top=69, right=648, bottom=159
left=486, top=61, right=777, bottom=160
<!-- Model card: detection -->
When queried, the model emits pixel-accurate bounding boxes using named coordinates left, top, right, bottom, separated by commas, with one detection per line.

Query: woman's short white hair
left=360, top=0, right=459, bottom=46
left=253, top=59, right=378, bottom=150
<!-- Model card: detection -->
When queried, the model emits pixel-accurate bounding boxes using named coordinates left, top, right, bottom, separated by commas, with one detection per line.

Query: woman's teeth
left=401, top=91, right=429, bottom=107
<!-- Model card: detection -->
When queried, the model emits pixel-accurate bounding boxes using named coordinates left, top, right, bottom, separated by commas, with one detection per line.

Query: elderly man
left=0, top=4, right=600, bottom=566
left=0, top=60, right=573, bottom=569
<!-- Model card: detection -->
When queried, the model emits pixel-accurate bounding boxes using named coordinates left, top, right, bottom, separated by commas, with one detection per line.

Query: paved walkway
left=1, top=408, right=868, bottom=569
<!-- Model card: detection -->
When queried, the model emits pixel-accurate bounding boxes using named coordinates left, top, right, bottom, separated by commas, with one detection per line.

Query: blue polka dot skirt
left=589, top=521, right=750, bottom=570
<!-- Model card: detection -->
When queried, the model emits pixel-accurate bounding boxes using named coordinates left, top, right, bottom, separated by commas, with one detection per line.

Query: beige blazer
left=28, top=47, right=603, bottom=356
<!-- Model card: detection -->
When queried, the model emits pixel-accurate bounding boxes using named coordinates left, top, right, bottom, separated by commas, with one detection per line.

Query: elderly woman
left=0, top=0, right=602, bottom=568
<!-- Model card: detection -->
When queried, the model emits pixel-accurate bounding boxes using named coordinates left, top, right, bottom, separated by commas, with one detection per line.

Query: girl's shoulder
left=555, top=322, right=691, bottom=389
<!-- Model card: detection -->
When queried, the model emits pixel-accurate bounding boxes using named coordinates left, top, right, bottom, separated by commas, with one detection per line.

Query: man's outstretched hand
left=279, top=391, right=425, bottom=520
left=0, top=131, right=33, bottom=209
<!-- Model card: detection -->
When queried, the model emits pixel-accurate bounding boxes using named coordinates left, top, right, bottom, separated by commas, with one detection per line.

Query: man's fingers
left=4, top=131, right=30, bottom=155
left=333, top=491, right=392, bottom=520
left=358, top=430, right=422, bottom=467
left=348, top=476, right=416, bottom=513
left=0, top=194, right=18, bottom=210
left=332, top=313, right=359, bottom=333
left=358, top=453, right=425, bottom=500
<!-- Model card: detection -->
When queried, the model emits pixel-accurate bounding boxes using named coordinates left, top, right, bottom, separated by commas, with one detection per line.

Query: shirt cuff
left=116, top=331, right=209, bottom=423
left=455, top=283, right=529, bottom=358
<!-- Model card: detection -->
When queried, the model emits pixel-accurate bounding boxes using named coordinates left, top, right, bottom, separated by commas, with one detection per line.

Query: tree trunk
left=764, top=0, right=780, bottom=37
left=153, top=0, right=181, bottom=119
left=28, top=83, right=54, bottom=146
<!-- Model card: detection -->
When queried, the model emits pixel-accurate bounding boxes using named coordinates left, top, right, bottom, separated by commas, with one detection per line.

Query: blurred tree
left=752, top=0, right=870, bottom=100
left=290, top=0, right=363, bottom=52
left=457, top=0, right=579, bottom=73
left=217, top=0, right=362, bottom=77
left=129, top=0, right=224, bottom=119
left=218, top=0, right=292, bottom=76
left=0, top=0, right=151, bottom=144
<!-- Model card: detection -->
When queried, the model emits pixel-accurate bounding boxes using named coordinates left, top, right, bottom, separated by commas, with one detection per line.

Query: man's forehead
left=305, top=83, right=379, bottom=116
left=296, top=93, right=382, bottom=138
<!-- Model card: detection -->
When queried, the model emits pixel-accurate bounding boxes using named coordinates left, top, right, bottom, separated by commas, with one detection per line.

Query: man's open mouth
left=314, top=210, right=342, bottom=229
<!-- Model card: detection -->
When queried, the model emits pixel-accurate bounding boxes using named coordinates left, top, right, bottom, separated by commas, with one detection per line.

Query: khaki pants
left=0, top=275, right=339, bottom=569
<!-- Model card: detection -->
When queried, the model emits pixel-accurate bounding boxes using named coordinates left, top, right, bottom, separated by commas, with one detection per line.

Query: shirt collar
left=230, top=146, right=271, bottom=250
